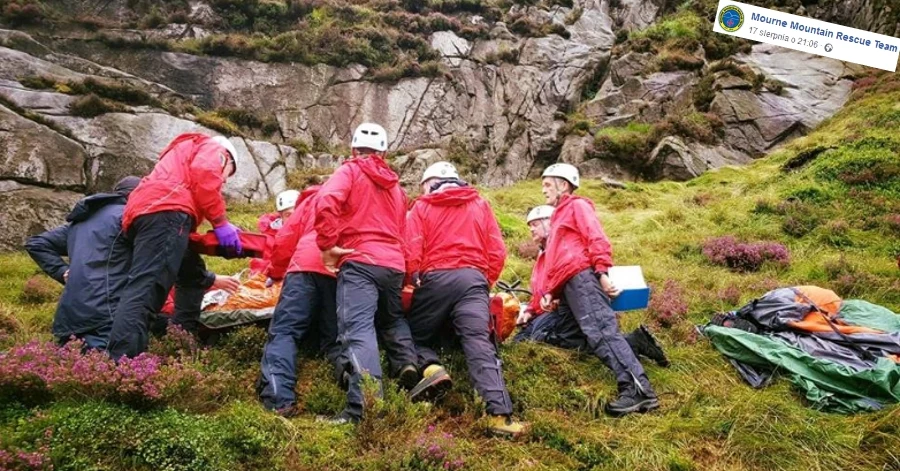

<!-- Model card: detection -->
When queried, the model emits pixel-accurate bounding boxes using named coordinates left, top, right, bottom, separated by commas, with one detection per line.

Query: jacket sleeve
left=189, top=144, right=228, bottom=227
left=257, top=213, right=276, bottom=233
left=315, top=165, right=354, bottom=250
left=24, top=225, right=71, bottom=284
left=573, top=199, right=613, bottom=273
left=268, top=203, right=308, bottom=280
left=404, top=204, right=425, bottom=282
left=483, top=203, right=507, bottom=287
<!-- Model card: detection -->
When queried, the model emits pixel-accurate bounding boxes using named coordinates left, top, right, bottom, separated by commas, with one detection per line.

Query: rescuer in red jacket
left=255, top=185, right=344, bottom=416
left=512, top=205, right=669, bottom=369
left=538, top=163, right=659, bottom=416
left=249, top=189, right=301, bottom=275
left=107, top=133, right=243, bottom=359
left=314, top=123, right=419, bottom=425
left=403, top=161, right=525, bottom=437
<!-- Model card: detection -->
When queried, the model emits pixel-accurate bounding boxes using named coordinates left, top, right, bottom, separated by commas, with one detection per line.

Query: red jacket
left=314, top=156, right=407, bottom=272
left=249, top=212, right=281, bottom=274
left=543, top=194, right=614, bottom=297
left=405, top=186, right=506, bottom=286
left=123, top=133, right=229, bottom=231
left=525, top=249, right=548, bottom=315
left=268, top=186, right=333, bottom=280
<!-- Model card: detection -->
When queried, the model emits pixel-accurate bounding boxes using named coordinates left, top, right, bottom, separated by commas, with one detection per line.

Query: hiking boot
left=408, top=364, right=452, bottom=402
left=604, top=391, right=660, bottom=417
left=487, top=415, right=526, bottom=438
left=319, top=410, right=360, bottom=426
left=633, top=324, right=670, bottom=367
left=274, top=404, right=300, bottom=419
left=397, top=364, right=420, bottom=391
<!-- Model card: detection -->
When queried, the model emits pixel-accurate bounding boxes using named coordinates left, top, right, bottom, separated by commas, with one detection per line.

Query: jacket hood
left=352, top=156, right=399, bottom=189
left=420, top=186, right=479, bottom=207
left=554, top=193, right=590, bottom=215
left=67, top=193, right=127, bottom=224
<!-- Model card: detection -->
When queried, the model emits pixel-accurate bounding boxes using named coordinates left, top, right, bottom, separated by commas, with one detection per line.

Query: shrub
left=0, top=340, right=234, bottom=412
left=405, top=425, right=466, bottom=470
left=20, top=276, right=59, bottom=304
left=516, top=240, right=540, bottom=260
left=67, top=78, right=161, bottom=108
left=218, top=325, right=267, bottom=366
left=0, top=441, right=52, bottom=471
left=593, top=123, right=653, bottom=160
left=701, top=236, right=790, bottom=272
left=717, top=285, right=742, bottom=306
left=647, top=280, right=688, bottom=329
left=1, top=0, right=44, bottom=25
left=68, top=94, right=128, bottom=118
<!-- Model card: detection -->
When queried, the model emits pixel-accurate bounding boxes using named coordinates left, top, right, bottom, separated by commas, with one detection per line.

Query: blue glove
left=213, top=222, right=243, bottom=257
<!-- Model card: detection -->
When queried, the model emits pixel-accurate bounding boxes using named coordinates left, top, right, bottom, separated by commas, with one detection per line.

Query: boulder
left=0, top=181, right=83, bottom=251
left=647, top=136, right=749, bottom=181
left=0, top=105, right=86, bottom=189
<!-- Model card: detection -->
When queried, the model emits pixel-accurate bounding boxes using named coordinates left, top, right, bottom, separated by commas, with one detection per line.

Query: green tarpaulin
left=704, top=300, right=900, bottom=414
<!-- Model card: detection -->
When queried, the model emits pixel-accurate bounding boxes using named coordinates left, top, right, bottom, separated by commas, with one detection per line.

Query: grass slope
left=0, top=73, right=898, bottom=471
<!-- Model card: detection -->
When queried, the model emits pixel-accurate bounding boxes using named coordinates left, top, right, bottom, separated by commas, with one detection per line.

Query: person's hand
left=63, top=269, right=69, bottom=284
left=212, top=275, right=240, bottom=294
left=516, top=311, right=532, bottom=326
left=599, top=273, right=621, bottom=298
left=540, top=294, right=556, bottom=312
left=321, top=246, right=355, bottom=273
left=213, top=222, right=243, bottom=257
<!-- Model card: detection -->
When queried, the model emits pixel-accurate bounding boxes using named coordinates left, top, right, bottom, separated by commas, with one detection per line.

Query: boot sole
left=408, top=372, right=452, bottom=402
left=640, top=325, right=671, bottom=368
left=604, top=397, right=660, bottom=417
left=398, top=367, right=420, bottom=391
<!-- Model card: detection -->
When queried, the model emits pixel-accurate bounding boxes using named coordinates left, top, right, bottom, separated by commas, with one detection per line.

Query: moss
left=196, top=111, right=242, bottom=136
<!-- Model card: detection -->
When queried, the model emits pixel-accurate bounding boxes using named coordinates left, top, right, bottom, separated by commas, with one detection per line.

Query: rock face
left=0, top=0, right=879, bottom=250
left=0, top=181, right=83, bottom=251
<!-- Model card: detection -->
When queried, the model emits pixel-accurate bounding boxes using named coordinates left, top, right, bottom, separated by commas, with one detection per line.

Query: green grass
left=1, top=73, right=899, bottom=470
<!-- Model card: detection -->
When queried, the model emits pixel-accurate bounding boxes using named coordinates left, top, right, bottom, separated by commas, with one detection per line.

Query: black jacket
left=25, top=192, right=132, bottom=338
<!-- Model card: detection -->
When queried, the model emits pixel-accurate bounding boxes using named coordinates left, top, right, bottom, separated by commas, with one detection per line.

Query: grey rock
left=0, top=105, right=86, bottom=188
left=0, top=181, right=84, bottom=252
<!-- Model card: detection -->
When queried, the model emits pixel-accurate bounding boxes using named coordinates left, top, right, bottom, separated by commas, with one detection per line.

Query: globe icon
left=722, top=9, right=741, bottom=28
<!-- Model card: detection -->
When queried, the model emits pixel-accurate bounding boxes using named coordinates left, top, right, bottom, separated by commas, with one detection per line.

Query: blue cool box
left=607, top=266, right=650, bottom=311
left=611, top=287, right=651, bottom=311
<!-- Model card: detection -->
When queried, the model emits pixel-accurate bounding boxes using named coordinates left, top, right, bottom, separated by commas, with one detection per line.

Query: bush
left=593, top=123, right=653, bottom=161
left=20, top=275, right=59, bottom=304
left=0, top=340, right=234, bottom=412
left=1, top=0, right=44, bottom=25
left=516, top=240, right=540, bottom=260
left=647, top=280, right=688, bottom=329
left=717, top=285, right=742, bottom=306
left=404, top=425, right=466, bottom=470
left=68, top=94, right=128, bottom=118
left=701, top=236, right=790, bottom=272
left=67, top=78, right=161, bottom=108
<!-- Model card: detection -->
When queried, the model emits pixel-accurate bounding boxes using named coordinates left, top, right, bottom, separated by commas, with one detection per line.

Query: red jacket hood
left=420, top=186, right=479, bottom=206
left=352, top=156, right=398, bottom=189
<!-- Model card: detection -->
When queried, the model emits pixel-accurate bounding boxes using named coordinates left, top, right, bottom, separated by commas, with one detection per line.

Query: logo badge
left=718, top=5, right=744, bottom=32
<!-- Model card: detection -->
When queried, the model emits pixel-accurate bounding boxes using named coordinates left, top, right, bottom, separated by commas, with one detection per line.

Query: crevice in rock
left=0, top=177, right=85, bottom=192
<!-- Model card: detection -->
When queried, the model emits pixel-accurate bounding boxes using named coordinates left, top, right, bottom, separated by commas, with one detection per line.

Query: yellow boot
left=487, top=415, right=526, bottom=438
left=408, top=364, right=452, bottom=402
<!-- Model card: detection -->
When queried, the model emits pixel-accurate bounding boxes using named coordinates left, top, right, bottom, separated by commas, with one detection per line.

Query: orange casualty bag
left=205, top=273, right=282, bottom=312
left=490, top=292, right=520, bottom=343
left=189, top=231, right=268, bottom=259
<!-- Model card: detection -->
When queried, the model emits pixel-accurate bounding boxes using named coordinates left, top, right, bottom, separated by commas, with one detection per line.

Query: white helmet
left=421, top=161, right=459, bottom=184
left=210, top=135, right=238, bottom=175
left=351, top=122, right=388, bottom=152
left=526, top=205, right=554, bottom=224
left=542, top=163, right=579, bottom=189
left=275, top=190, right=300, bottom=212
